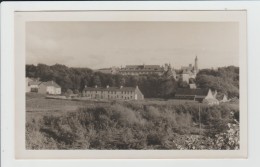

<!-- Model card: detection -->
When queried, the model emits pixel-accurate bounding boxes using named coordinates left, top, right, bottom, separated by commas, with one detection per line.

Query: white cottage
left=220, top=94, right=229, bottom=103
left=203, top=89, right=219, bottom=105
left=38, top=81, right=61, bottom=95
left=26, top=77, right=41, bottom=92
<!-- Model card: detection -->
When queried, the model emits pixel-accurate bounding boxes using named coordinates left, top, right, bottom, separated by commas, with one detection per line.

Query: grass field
left=26, top=92, right=239, bottom=150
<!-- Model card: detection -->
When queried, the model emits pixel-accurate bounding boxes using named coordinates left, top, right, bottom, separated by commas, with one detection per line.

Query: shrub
left=26, top=101, right=239, bottom=150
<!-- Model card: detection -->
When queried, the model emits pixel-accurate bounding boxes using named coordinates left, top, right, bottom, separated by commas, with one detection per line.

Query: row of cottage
left=26, top=77, right=144, bottom=100
left=26, top=77, right=228, bottom=105
left=82, top=85, right=144, bottom=100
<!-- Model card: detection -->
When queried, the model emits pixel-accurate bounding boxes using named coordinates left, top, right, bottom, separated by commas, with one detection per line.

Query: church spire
left=194, top=55, right=198, bottom=74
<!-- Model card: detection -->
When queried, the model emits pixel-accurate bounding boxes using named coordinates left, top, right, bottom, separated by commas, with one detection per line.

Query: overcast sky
left=26, top=21, right=239, bottom=69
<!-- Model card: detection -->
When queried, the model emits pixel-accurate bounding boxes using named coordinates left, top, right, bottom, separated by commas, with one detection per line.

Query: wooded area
left=26, top=64, right=239, bottom=98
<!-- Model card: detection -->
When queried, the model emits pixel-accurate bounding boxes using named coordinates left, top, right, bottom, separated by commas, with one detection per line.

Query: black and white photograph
left=25, top=21, right=241, bottom=150
left=6, top=0, right=260, bottom=166
left=12, top=10, right=247, bottom=159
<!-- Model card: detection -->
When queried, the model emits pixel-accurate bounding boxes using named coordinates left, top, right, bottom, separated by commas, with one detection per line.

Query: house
left=175, top=88, right=219, bottom=105
left=177, top=56, right=199, bottom=83
left=220, top=94, right=230, bottom=103
left=82, top=85, right=144, bottom=100
left=26, top=77, right=41, bottom=92
left=189, top=83, right=197, bottom=89
left=26, top=77, right=33, bottom=92
left=38, top=81, right=61, bottom=95
left=202, top=89, right=219, bottom=105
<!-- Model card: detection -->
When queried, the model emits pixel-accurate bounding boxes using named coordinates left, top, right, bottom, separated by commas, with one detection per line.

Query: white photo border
left=14, top=10, right=247, bottom=159
left=2, top=1, right=260, bottom=167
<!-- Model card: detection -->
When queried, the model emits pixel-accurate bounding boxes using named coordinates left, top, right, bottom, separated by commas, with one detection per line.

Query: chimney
left=52, top=81, right=53, bottom=84
left=85, top=85, right=87, bottom=88
left=106, top=85, right=109, bottom=88
left=95, top=85, right=97, bottom=88
left=136, top=85, right=139, bottom=89
left=120, top=86, right=123, bottom=89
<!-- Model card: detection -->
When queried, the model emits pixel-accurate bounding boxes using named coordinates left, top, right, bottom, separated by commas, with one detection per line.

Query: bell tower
left=194, top=56, right=198, bottom=74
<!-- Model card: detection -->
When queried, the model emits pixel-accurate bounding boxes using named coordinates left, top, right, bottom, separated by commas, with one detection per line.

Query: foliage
left=196, top=66, right=239, bottom=98
left=26, top=64, right=178, bottom=98
left=26, top=98, right=239, bottom=150
left=26, top=64, right=239, bottom=99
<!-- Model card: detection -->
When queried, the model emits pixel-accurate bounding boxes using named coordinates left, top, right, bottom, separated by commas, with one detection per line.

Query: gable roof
left=175, top=88, right=209, bottom=96
left=39, top=81, right=61, bottom=88
left=28, top=81, right=41, bottom=86
left=84, top=86, right=137, bottom=92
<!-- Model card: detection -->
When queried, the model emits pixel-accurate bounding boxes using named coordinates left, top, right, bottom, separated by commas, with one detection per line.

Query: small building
left=26, top=77, right=33, bottom=92
left=220, top=94, right=229, bottom=103
left=26, top=77, right=41, bottom=92
left=38, top=81, right=61, bottom=95
left=175, top=88, right=219, bottom=105
left=203, top=89, right=219, bottom=105
left=189, top=83, right=197, bottom=89
left=177, top=56, right=199, bottom=84
left=82, top=85, right=144, bottom=100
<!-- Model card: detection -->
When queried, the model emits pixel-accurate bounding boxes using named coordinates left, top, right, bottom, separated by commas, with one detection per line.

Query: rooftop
left=84, top=86, right=138, bottom=92
left=175, top=88, right=209, bottom=96
left=39, top=81, right=61, bottom=88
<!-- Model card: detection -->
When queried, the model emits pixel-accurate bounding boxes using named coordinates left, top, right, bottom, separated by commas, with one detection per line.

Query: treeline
left=26, top=64, right=239, bottom=98
left=195, top=66, right=239, bottom=98
left=26, top=64, right=179, bottom=98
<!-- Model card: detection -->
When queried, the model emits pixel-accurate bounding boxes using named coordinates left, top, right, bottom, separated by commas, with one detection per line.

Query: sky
left=26, top=21, right=239, bottom=69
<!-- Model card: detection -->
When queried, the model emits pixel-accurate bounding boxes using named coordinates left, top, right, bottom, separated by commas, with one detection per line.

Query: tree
left=196, top=66, right=239, bottom=98
left=177, top=78, right=189, bottom=88
left=115, top=74, right=126, bottom=87
left=92, top=75, right=101, bottom=87
left=65, top=89, right=73, bottom=97
left=26, top=64, right=37, bottom=77
left=74, top=89, right=79, bottom=94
